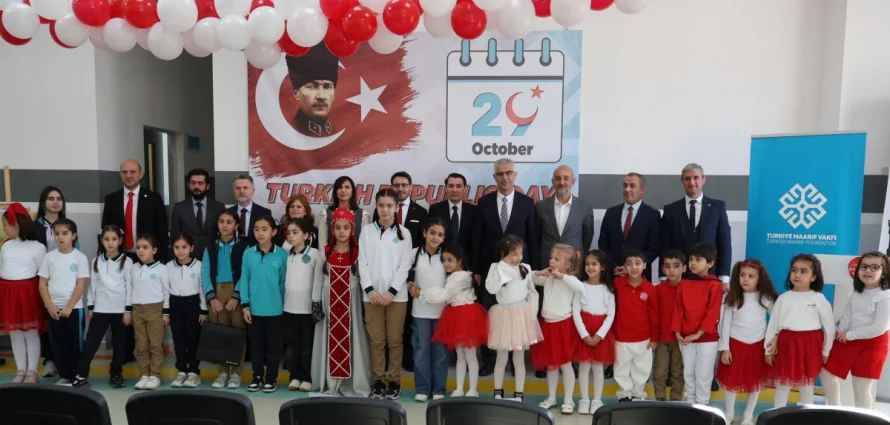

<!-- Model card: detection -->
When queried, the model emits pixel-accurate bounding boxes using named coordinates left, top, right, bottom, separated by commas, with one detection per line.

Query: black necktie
left=687, top=200, right=697, bottom=234
left=450, top=205, right=459, bottom=244
left=195, top=202, right=203, bottom=230
left=240, top=208, right=248, bottom=238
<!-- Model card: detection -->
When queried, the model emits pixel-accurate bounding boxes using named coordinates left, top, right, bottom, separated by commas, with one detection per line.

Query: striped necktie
left=500, top=197, right=508, bottom=232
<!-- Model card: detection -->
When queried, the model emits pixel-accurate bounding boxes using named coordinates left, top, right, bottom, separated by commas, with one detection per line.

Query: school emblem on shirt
left=301, top=255, right=311, bottom=264
left=392, top=237, right=399, bottom=244
left=273, top=260, right=281, bottom=268
left=150, top=274, right=157, bottom=280
left=190, top=273, right=197, bottom=279
left=640, top=292, right=648, bottom=301
left=116, top=269, right=123, bottom=274
left=69, top=264, right=78, bottom=272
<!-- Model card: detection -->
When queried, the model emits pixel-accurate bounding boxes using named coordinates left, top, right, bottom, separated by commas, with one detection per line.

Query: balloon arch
left=0, top=0, right=647, bottom=66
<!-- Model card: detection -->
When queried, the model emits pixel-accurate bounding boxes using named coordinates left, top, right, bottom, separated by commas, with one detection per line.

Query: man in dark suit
left=429, top=173, right=476, bottom=256
left=472, top=158, right=539, bottom=375
left=170, top=168, right=226, bottom=260
left=598, top=172, right=662, bottom=282
left=228, top=174, right=272, bottom=247
left=537, top=165, right=594, bottom=266
left=102, top=159, right=169, bottom=262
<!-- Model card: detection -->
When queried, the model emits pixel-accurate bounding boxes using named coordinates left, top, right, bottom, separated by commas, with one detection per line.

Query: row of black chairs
left=1, top=384, right=889, bottom=425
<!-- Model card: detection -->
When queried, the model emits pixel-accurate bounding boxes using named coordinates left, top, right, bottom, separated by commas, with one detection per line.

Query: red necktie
left=125, top=192, right=135, bottom=250
left=397, top=203, right=404, bottom=225
left=623, top=206, right=634, bottom=240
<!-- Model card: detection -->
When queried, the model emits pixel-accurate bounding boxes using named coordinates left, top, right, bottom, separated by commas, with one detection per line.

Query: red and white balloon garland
left=0, top=0, right=648, bottom=65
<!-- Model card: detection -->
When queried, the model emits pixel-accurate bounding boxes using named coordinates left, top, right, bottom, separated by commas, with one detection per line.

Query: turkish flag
left=248, top=43, right=421, bottom=179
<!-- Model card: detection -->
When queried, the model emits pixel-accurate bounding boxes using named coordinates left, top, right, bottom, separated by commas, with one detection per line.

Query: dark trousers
left=41, top=331, right=54, bottom=364
left=78, top=312, right=128, bottom=378
left=284, top=313, right=314, bottom=382
left=170, top=295, right=203, bottom=374
left=46, top=308, right=85, bottom=380
left=248, top=315, right=282, bottom=381
left=402, top=297, right=414, bottom=370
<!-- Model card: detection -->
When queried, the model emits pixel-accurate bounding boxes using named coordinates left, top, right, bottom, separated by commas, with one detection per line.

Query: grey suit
left=170, top=197, right=226, bottom=260
left=536, top=195, right=595, bottom=268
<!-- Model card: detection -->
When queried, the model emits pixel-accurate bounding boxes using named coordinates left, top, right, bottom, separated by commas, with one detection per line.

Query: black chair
left=426, top=398, right=553, bottom=425
left=0, top=384, right=112, bottom=425
left=279, top=397, right=407, bottom=425
left=756, top=404, right=890, bottom=425
left=593, top=401, right=726, bottom=425
left=126, top=389, right=255, bottom=425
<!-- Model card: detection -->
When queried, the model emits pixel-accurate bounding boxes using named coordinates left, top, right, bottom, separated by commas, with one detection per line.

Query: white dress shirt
left=166, top=259, right=208, bottom=312
left=554, top=196, right=572, bottom=236
left=621, top=200, right=642, bottom=228
left=496, top=190, right=515, bottom=224
left=358, top=223, right=414, bottom=302
left=124, top=186, right=140, bottom=250
left=449, top=200, right=463, bottom=227
left=839, top=287, right=890, bottom=341
left=284, top=246, right=324, bottom=314
left=684, top=193, right=704, bottom=228
left=718, top=292, right=773, bottom=351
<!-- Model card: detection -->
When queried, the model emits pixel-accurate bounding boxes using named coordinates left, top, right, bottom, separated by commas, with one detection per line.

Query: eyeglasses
left=494, top=171, right=515, bottom=178
left=861, top=265, right=884, bottom=273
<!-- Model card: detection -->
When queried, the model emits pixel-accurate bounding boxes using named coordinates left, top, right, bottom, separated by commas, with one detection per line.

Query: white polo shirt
left=38, top=249, right=89, bottom=309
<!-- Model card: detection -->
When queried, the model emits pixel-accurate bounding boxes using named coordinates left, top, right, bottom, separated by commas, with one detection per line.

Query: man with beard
left=170, top=168, right=226, bottom=260
left=286, top=45, right=338, bottom=138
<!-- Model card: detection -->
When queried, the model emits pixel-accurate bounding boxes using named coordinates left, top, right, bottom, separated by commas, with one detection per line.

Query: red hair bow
left=4, top=203, right=28, bottom=226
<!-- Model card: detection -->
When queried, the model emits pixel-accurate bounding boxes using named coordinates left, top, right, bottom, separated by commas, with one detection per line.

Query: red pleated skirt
left=773, top=330, right=823, bottom=386
left=432, top=303, right=489, bottom=350
left=531, top=317, right=579, bottom=371
left=573, top=312, right=616, bottom=365
left=0, top=277, right=46, bottom=332
left=716, top=337, right=772, bottom=393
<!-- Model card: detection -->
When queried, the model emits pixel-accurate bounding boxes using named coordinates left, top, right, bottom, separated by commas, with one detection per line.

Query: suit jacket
left=661, top=196, right=732, bottom=277
left=228, top=203, right=273, bottom=247
left=102, top=187, right=170, bottom=262
left=598, top=202, right=662, bottom=281
left=373, top=200, right=428, bottom=248
left=536, top=195, right=594, bottom=268
left=170, top=197, right=225, bottom=260
left=429, top=201, right=476, bottom=256
left=471, top=191, right=539, bottom=276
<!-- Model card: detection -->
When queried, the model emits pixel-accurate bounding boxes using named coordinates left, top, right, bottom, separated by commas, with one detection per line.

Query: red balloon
left=589, top=0, right=612, bottom=10
left=324, top=21, right=358, bottom=57
left=110, top=0, right=125, bottom=18
left=250, top=0, right=274, bottom=11
left=49, top=20, right=75, bottom=48
left=23, top=0, right=53, bottom=23
left=411, top=0, right=422, bottom=15
left=319, top=0, right=358, bottom=20
left=72, top=0, right=112, bottom=27
left=382, top=0, right=419, bottom=36
left=0, top=11, right=31, bottom=45
left=195, top=0, right=218, bottom=19
left=531, top=0, right=550, bottom=17
left=450, top=1, right=485, bottom=39
left=342, top=5, right=376, bottom=42
left=279, top=31, right=310, bottom=56
left=122, top=0, right=159, bottom=29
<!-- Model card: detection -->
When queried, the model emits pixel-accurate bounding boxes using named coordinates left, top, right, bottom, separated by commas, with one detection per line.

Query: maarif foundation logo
left=779, top=183, right=827, bottom=229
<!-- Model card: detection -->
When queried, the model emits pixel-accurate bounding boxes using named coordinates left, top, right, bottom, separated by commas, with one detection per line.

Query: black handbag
left=196, top=322, right=247, bottom=366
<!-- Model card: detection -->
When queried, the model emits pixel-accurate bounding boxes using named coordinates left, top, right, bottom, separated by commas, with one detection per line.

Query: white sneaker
left=55, top=378, right=72, bottom=387
left=135, top=376, right=150, bottom=390
left=145, top=376, right=161, bottom=390
left=561, top=401, right=575, bottom=415
left=741, top=418, right=754, bottom=425
left=289, top=379, right=301, bottom=391
left=590, top=400, right=604, bottom=415
left=43, top=361, right=57, bottom=377
left=433, top=395, right=445, bottom=400
left=183, top=373, right=201, bottom=388
left=299, top=381, right=312, bottom=392
left=465, top=391, right=479, bottom=397
left=171, top=372, right=187, bottom=388
left=539, top=397, right=558, bottom=409
left=212, top=373, right=228, bottom=389
left=415, top=394, right=429, bottom=402
left=227, top=374, right=242, bottom=389
left=451, top=390, right=465, bottom=397
left=577, top=399, right=591, bottom=415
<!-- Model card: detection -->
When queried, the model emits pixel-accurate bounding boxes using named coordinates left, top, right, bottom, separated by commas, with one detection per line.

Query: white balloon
left=244, top=41, right=281, bottom=68
left=248, top=6, right=283, bottom=45
left=422, top=13, right=452, bottom=38
left=292, top=0, right=318, bottom=10
left=134, top=28, right=149, bottom=49
left=274, top=0, right=297, bottom=18
left=54, top=13, right=88, bottom=46
left=286, top=7, right=326, bottom=47
left=88, top=25, right=110, bottom=49
left=103, top=17, right=137, bottom=52
left=368, top=15, right=401, bottom=54
left=215, top=14, right=250, bottom=50
left=0, top=0, right=24, bottom=10
left=192, top=17, right=221, bottom=52
left=474, top=0, right=506, bottom=12
left=148, top=22, right=184, bottom=60
left=2, top=3, right=39, bottom=39
left=214, top=0, right=249, bottom=17
left=359, top=0, right=386, bottom=14
left=419, top=0, right=453, bottom=18
left=614, top=0, right=648, bottom=14
left=496, top=0, right=531, bottom=40
left=551, top=0, right=585, bottom=27
left=157, top=0, right=198, bottom=32
left=181, top=28, right=211, bottom=56
left=29, top=0, right=70, bottom=20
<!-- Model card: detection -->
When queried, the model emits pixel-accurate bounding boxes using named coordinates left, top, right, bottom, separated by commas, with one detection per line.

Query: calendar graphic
left=446, top=38, right=565, bottom=163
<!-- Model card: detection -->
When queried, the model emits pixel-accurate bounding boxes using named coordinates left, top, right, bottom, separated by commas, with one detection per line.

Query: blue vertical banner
left=746, top=133, right=867, bottom=304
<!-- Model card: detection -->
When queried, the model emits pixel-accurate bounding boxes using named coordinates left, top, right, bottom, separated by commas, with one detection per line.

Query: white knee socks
left=799, top=385, right=814, bottom=404
left=725, top=390, right=737, bottom=419
left=820, top=369, right=842, bottom=406
left=465, top=347, right=479, bottom=394
left=744, top=391, right=760, bottom=419
left=853, top=377, right=877, bottom=409
left=494, top=349, right=509, bottom=390
left=456, top=347, right=467, bottom=392
left=578, top=362, right=604, bottom=401
left=544, top=363, right=576, bottom=403
left=513, top=350, right=526, bottom=392
left=9, top=330, right=40, bottom=372
left=774, top=385, right=791, bottom=408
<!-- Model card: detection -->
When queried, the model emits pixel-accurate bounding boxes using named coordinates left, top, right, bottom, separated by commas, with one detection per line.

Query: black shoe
left=656, top=397, right=666, bottom=402
left=513, top=392, right=524, bottom=402
left=263, top=382, right=277, bottom=393
left=385, top=382, right=401, bottom=400
left=72, top=376, right=90, bottom=389
left=666, top=377, right=672, bottom=387
left=711, top=379, right=719, bottom=392
left=534, top=370, right=546, bottom=379
left=604, top=365, right=614, bottom=379
left=494, top=389, right=504, bottom=399
left=572, top=363, right=579, bottom=378
left=109, top=375, right=126, bottom=389
left=403, top=364, right=414, bottom=373
left=372, top=380, right=386, bottom=399
left=479, top=364, right=494, bottom=377
left=247, top=376, right=263, bottom=392
left=619, top=397, right=633, bottom=403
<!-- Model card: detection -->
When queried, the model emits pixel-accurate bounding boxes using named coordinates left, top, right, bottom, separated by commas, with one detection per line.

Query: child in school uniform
left=572, top=250, right=615, bottom=415
left=612, top=249, right=658, bottom=402
left=653, top=250, right=686, bottom=402
left=240, top=216, right=288, bottom=393
left=202, top=209, right=249, bottom=389
left=73, top=225, right=133, bottom=389
left=765, top=253, right=835, bottom=408
left=359, top=188, right=414, bottom=400
left=283, top=218, right=323, bottom=392
left=37, top=218, right=89, bottom=386
left=671, top=243, right=724, bottom=405
left=822, top=251, right=890, bottom=410
left=167, top=233, right=207, bottom=388
left=128, top=234, right=170, bottom=391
